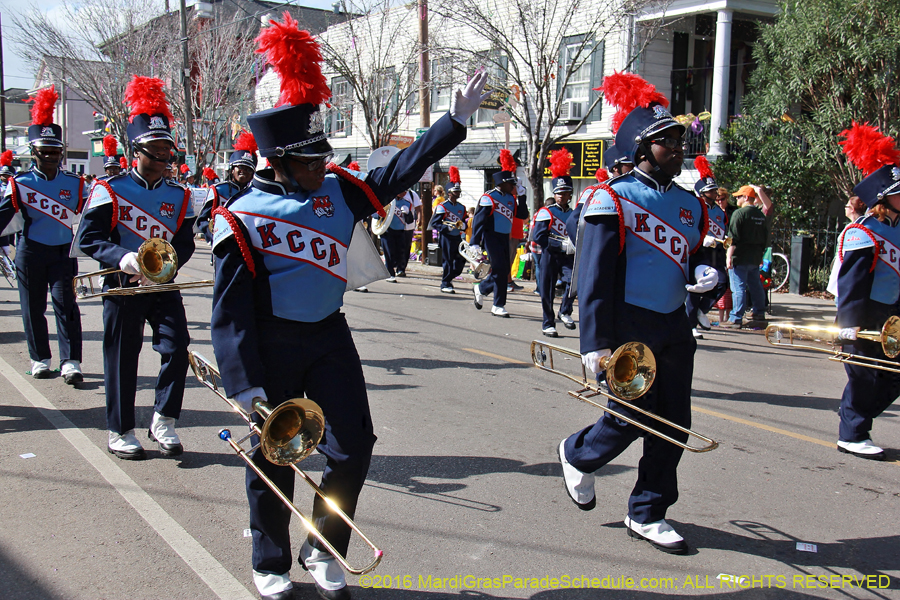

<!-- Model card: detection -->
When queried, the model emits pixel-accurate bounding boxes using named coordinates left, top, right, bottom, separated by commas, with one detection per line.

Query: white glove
left=119, top=252, right=140, bottom=275
left=839, top=327, right=860, bottom=341
left=231, top=387, right=267, bottom=413
left=400, top=205, right=409, bottom=213
left=686, top=265, right=718, bottom=294
left=469, top=244, right=482, bottom=255
left=703, top=235, right=717, bottom=248
left=449, top=70, right=491, bottom=125
left=582, top=349, right=612, bottom=375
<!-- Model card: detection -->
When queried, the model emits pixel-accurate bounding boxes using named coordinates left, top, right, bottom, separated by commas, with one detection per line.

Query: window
left=405, top=62, right=419, bottom=116
left=327, top=77, right=352, bottom=137
left=558, top=35, right=605, bottom=123
left=431, top=58, right=452, bottom=111
left=474, top=52, right=509, bottom=126
left=374, top=67, right=398, bottom=117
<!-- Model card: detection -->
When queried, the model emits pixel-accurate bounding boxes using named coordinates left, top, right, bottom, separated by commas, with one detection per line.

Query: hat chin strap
left=638, top=141, right=679, bottom=183
left=136, top=144, right=169, bottom=164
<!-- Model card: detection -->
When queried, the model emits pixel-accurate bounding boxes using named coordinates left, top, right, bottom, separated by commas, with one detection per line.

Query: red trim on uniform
left=93, top=179, right=118, bottom=231
left=691, top=196, right=709, bottom=254
left=9, top=179, right=20, bottom=213
left=176, top=188, right=190, bottom=231
left=326, top=163, right=385, bottom=218
left=840, top=223, right=879, bottom=272
left=593, top=183, right=626, bottom=255
left=211, top=187, right=220, bottom=211
left=76, top=177, right=86, bottom=213
left=213, top=206, right=256, bottom=278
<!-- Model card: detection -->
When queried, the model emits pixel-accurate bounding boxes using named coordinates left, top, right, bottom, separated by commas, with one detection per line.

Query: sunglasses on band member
left=287, top=153, right=335, bottom=171
left=649, top=137, right=686, bottom=151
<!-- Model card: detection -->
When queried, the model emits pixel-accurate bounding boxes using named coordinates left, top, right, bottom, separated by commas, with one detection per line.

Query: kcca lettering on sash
left=119, top=205, right=133, bottom=221
left=254, top=220, right=344, bottom=268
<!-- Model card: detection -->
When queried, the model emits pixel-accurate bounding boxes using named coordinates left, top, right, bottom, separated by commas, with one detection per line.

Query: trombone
left=765, top=317, right=900, bottom=373
left=530, top=340, right=719, bottom=453
left=459, top=240, right=491, bottom=280
left=188, top=351, right=383, bottom=575
left=712, top=235, right=732, bottom=249
left=73, top=238, right=213, bottom=299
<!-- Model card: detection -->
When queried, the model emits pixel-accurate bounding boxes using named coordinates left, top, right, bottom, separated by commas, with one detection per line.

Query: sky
left=0, top=0, right=337, bottom=91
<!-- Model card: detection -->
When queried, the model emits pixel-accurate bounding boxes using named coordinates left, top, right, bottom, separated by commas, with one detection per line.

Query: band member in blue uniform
left=566, top=143, right=634, bottom=247
left=380, top=190, right=415, bottom=282
left=77, top=76, right=195, bottom=461
left=197, top=131, right=258, bottom=242
left=99, top=134, right=122, bottom=181
left=832, top=122, right=900, bottom=461
left=559, top=73, right=716, bottom=554
left=685, top=155, right=728, bottom=339
left=0, top=87, right=84, bottom=383
left=533, top=149, right=576, bottom=337
left=428, top=165, right=466, bottom=293
left=208, top=14, right=489, bottom=600
left=471, top=149, right=528, bottom=317
left=0, top=150, right=17, bottom=256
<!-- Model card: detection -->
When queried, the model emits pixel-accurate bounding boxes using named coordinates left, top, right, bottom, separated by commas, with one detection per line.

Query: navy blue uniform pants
left=15, top=239, right=82, bottom=363
left=400, top=230, right=414, bottom=273
left=839, top=339, right=900, bottom=442
left=539, top=248, right=574, bottom=329
left=564, top=305, right=694, bottom=524
left=380, top=229, right=406, bottom=277
left=477, top=231, right=510, bottom=307
left=685, top=267, right=727, bottom=327
left=439, top=232, right=465, bottom=287
left=248, top=312, right=376, bottom=576
left=101, top=290, right=190, bottom=434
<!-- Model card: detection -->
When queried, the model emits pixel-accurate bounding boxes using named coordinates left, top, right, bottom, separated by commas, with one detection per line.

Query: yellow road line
left=463, top=347, right=900, bottom=465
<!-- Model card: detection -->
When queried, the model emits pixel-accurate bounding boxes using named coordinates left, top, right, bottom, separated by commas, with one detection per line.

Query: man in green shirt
left=721, top=188, right=768, bottom=329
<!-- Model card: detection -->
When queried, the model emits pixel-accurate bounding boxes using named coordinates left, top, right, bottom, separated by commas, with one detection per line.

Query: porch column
left=709, top=9, right=732, bottom=158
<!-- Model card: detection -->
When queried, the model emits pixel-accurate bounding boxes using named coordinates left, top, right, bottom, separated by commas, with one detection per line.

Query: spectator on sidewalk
left=721, top=190, right=768, bottom=329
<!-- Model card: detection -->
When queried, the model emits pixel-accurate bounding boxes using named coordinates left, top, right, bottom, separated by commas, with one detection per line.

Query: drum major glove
left=449, top=70, right=492, bottom=125
left=582, top=349, right=612, bottom=375
left=232, top=387, right=267, bottom=413
left=685, top=265, right=718, bottom=294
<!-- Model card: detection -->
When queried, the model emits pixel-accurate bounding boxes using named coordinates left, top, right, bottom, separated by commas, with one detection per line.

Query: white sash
left=707, top=217, right=725, bottom=240
left=116, top=196, right=176, bottom=241
left=443, top=209, right=463, bottom=224
left=550, top=215, right=567, bottom=238
left=235, top=211, right=349, bottom=282
left=620, top=198, right=689, bottom=275
left=872, top=231, right=900, bottom=277
left=15, top=181, right=76, bottom=230
left=493, top=197, right=513, bottom=224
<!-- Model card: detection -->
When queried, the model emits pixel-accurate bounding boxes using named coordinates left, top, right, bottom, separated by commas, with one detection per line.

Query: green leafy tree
left=715, top=0, right=900, bottom=232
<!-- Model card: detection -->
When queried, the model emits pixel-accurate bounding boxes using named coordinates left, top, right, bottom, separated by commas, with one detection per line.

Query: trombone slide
left=765, top=318, right=900, bottom=373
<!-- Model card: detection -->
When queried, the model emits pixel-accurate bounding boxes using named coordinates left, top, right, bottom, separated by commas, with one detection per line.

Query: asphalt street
left=0, top=245, right=897, bottom=600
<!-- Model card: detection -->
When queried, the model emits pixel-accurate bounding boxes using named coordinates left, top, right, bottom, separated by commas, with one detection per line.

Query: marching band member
left=203, top=166, right=219, bottom=187
left=471, top=149, right=528, bottom=317
left=428, top=165, right=466, bottom=293
left=566, top=143, right=633, bottom=248
left=399, top=187, right=421, bottom=277
left=832, top=122, right=900, bottom=461
left=0, top=150, right=17, bottom=256
left=559, top=73, right=715, bottom=554
left=380, top=190, right=415, bottom=282
left=99, top=135, right=122, bottom=181
left=77, top=76, right=195, bottom=460
left=685, top=155, right=728, bottom=339
left=0, top=87, right=85, bottom=383
left=533, top=149, right=575, bottom=337
left=208, top=13, right=488, bottom=600
left=197, top=131, right=258, bottom=242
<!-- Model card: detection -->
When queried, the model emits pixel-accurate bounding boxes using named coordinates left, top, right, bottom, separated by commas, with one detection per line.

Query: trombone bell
left=256, top=398, right=325, bottom=466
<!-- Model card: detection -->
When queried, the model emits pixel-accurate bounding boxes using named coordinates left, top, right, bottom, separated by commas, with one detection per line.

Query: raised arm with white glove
left=685, top=265, right=718, bottom=294
left=449, top=70, right=492, bottom=125
left=582, top=349, right=612, bottom=375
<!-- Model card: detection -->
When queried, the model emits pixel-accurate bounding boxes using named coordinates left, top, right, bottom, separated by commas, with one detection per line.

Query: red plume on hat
left=694, top=155, right=714, bottom=180
left=839, top=121, right=900, bottom=176
left=132, top=159, right=138, bottom=168
left=595, top=168, right=609, bottom=183
left=347, top=161, right=361, bottom=171
left=0, top=150, right=12, bottom=168
left=598, top=72, right=669, bottom=134
left=180, top=164, right=190, bottom=174
left=233, top=131, right=258, bottom=154
left=124, top=76, right=174, bottom=123
left=449, top=165, right=460, bottom=184
left=549, top=148, right=573, bottom=178
left=499, top=148, right=516, bottom=172
left=203, top=167, right=218, bottom=180
left=103, top=134, right=118, bottom=158
left=29, top=86, right=59, bottom=126
left=119, top=157, right=128, bottom=169
left=255, top=11, right=330, bottom=108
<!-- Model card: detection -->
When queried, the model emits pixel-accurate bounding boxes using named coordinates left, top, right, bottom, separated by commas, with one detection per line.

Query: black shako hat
left=247, top=104, right=333, bottom=159
left=615, top=103, right=685, bottom=165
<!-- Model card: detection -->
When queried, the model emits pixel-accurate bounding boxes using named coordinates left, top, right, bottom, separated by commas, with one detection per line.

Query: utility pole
left=417, top=0, right=432, bottom=263
left=179, top=0, right=196, bottom=166
left=0, top=12, right=6, bottom=153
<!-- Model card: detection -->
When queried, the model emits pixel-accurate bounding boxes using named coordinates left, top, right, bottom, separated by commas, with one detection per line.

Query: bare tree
left=318, top=0, right=428, bottom=150
left=432, top=0, right=669, bottom=209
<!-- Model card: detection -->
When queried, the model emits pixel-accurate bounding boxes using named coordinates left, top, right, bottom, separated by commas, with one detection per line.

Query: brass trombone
left=188, top=351, right=383, bottom=575
left=765, top=317, right=900, bottom=373
left=712, top=236, right=732, bottom=248
left=530, top=340, right=719, bottom=453
left=73, top=238, right=213, bottom=299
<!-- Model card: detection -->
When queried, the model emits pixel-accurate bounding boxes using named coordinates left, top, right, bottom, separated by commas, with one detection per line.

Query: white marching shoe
left=440, top=286, right=455, bottom=293
left=385, top=276, right=397, bottom=283
left=253, top=571, right=294, bottom=600
left=837, top=439, right=885, bottom=460
left=60, top=360, right=83, bottom=385
left=31, top=359, right=51, bottom=379
left=490, top=305, right=509, bottom=318
left=148, top=412, right=183, bottom=456
left=299, top=541, right=350, bottom=600
left=625, top=516, right=688, bottom=554
left=558, top=440, right=595, bottom=510
left=692, top=328, right=704, bottom=340
left=697, top=311, right=711, bottom=330
left=542, top=326, right=558, bottom=338
left=473, top=283, right=483, bottom=309
left=108, top=430, right=147, bottom=460
left=559, top=313, right=576, bottom=330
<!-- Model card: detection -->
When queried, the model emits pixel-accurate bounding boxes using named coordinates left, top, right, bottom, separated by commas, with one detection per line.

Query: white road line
left=0, top=356, right=256, bottom=600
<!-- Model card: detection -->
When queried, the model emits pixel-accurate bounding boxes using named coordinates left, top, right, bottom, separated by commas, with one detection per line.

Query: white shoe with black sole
left=542, top=327, right=558, bottom=337
left=61, top=360, right=83, bottom=385
left=624, top=516, right=688, bottom=554
left=697, top=311, right=711, bottom=330
left=473, top=283, right=483, bottom=309
left=148, top=412, right=183, bottom=456
left=558, top=440, right=595, bottom=510
left=692, top=328, right=703, bottom=340
left=108, top=430, right=147, bottom=460
left=299, top=541, right=350, bottom=600
left=837, top=439, right=885, bottom=460
left=490, top=306, right=509, bottom=317
left=558, top=313, right=576, bottom=330
left=440, top=286, right=455, bottom=293
left=31, top=359, right=51, bottom=379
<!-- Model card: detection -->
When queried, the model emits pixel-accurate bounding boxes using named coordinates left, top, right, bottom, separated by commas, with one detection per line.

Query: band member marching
left=380, top=190, right=415, bottom=282
left=207, top=13, right=488, bottom=600
left=77, top=76, right=196, bottom=460
left=685, top=155, right=728, bottom=339
left=559, top=73, right=717, bottom=554
left=197, top=131, right=258, bottom=242
left=99, top=134, right=123, bottom=181
left=471, top=149, right=528, bottom=317
left=0, top=87, right=85, bottom=383
left=566, top=143, right=633, bottom=249
left=428, top=165, right=467, bottom=293
left=533, top=149, right=576, bottom=337
left=832, top=122, right=900, bottom=461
